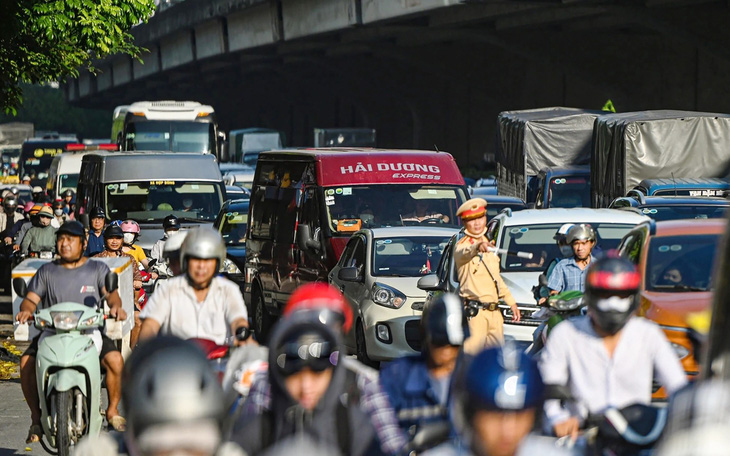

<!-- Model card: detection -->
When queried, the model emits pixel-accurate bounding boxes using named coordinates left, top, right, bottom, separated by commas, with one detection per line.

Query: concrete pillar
left=281, top=0, right=359, bottom=39
left=195, top=19, right=226, bottom=60
left=160, top=31, right=195, bottom=70
left=112, top=57, right=133, bottom=87
left=134, top=46, right=161, bottom=80
left=228, top=4, right=279, bottom=51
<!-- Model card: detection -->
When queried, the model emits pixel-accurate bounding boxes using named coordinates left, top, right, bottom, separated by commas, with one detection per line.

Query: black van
left=245, top=148, right=468, bottom=337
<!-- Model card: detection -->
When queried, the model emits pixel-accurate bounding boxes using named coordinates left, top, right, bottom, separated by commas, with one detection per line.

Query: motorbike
left=526, top=290, right=585, bottom=356
left=13, top=272, right=119, bottom=456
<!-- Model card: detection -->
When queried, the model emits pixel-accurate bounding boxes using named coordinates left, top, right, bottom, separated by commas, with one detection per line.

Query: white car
left=329, top=226, right=458, bottom=365
left=419, top=208, right=650, bottom=347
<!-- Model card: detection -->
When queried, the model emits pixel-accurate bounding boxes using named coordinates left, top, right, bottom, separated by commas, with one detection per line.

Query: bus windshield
left=123, top=121, right=214, bottom=153
left=60, top=174, right=78, bottom=195
left=20, top=143, right=68, bottom=186
left=105, top=181, right=224, bottom=222
left=323, top=185, right=467, bottom=234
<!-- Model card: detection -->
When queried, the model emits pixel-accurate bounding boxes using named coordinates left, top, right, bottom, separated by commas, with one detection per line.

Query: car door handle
left=339, top=285, right=345, bottom=294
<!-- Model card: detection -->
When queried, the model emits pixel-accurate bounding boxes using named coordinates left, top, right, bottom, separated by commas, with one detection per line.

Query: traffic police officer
left=454, top=198, right=519, bottom=354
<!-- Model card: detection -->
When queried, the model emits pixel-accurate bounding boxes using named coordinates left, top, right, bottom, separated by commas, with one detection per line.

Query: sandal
left=26, top=424, right=42, bottom=444
left=108, top=415, right=126, bottom=432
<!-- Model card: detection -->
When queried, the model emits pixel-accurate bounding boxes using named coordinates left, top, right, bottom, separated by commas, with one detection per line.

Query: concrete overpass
left=64, top=0, right=730, bottom=167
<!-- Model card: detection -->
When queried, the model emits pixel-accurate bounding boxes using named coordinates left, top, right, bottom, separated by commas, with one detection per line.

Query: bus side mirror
left=296, top=224, right=321, bottom=253
left=219, top=132, right=229, bottom=162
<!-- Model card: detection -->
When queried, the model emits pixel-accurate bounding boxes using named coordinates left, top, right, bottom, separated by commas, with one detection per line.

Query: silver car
left=329, top=226, right=457, bottom=365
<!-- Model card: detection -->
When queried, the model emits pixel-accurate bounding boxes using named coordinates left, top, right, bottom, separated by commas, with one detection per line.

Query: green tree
left=0, top=0, right=156, bottom=114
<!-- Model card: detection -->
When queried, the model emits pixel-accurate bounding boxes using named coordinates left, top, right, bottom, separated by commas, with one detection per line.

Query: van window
left=105, top=181, right=223, bottom=222
left=249, top=186, right=276, bottom=239
left=250, top=161, right=309, bottom=241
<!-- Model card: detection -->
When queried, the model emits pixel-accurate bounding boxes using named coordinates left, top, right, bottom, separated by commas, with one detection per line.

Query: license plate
left=39, top=251, right=53, bottom=259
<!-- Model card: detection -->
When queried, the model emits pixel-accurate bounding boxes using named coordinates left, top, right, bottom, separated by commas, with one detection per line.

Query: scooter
left=526, top=290, right=584, bottom=356
left=13, top=272, right=118, bottom=456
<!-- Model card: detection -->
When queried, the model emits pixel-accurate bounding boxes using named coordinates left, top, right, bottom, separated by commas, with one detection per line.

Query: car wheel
left=356, top=321, right=378, bottom=369
left=252, top=287, right=272, bottom=344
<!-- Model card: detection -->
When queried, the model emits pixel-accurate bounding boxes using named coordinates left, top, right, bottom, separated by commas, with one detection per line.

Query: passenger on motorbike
left=120, top=219, right=157, bottom=279
left=537, top=224, right=574, bottom=304
left=229, top=311, right=386, bottom=455
left=539, top=256, right=687, bottom=439
left=52, top=200, right=70, bottom=226
left=11, top=203, right=39, bottom=250
left=239, top=283, right=407, bottom=455
left=0, top=196, right=23, bottom=232
left=85, top=206, right=107, bottom=257
left=16, top=221, right=128, bottom=442
left=138, top=227, right=250, bottom=346
left=21, top=205, right=57, bottom=255
left=546, top=224, right=596, bottom=295
left=379, top=293, right=468, bottom=439
left=73, top=336, right=246, bottom=456
left=150, top=214, right=180, bottom=263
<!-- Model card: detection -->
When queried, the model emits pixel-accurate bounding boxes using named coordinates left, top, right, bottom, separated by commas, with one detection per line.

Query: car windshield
left=60, top=173, right=78, bottom=194
left=638, top=205, right=728, bottom=221
left=324, top=185, right=467, bottom=234
left=219, top=206, right=248, bottom=246
left=646, top=234, right=719, bottom=292
left=549, top=176, right=590, bottom=208
left=124, top=121, right=214, bottom=153
left=105, top=181, right=223, bottom=222
left=372, top=235, right=451, bottom=277
left=487, top=202, right=525, bottom=218
left=499, top=223, right=636, bottom=272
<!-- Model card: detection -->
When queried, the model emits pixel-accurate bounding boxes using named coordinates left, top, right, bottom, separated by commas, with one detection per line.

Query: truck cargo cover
left=591, top=110, right=730, bottom=206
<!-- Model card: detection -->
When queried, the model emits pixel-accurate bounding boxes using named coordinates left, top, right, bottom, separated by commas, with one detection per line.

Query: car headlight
left=51, top=311, right=82, bottom=330
left=221, top=258, right=242, bottom=275
left=671, top=343, right=690, bottom=360
left=371, top=283, right=406, bottom=309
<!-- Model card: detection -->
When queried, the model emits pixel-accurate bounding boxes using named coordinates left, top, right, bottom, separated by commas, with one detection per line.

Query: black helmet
left=52, top=200, right=64, bottom=210
left=9, top=186, right=19, bottom=196
left=273, top=317, right=338, bottom=377
left=585, top=256, right=641, bottom=335
left=104, top=224, right=124, bottom=239
left=90, top=206, right=106, bottom=219
left=63, top=189, right=75, bottom=198
left=3, top=197, right=18, bottom=210
left=56, top=220, right=85, bottom=238
left=421, top=293, right=469, bottom=348
left=163, top=215, right=181, bottom=231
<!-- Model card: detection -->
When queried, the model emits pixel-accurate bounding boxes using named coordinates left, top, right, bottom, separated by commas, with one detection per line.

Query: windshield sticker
left=343, top=187, right=352, bottom=196
left=375, top=239, right=392, bottom=245
left=553, top=178, right=566, bottom=184
left=335, top=188, right=343, bottom=195
left=379, top=267, right=390, bottom=271
left=325, top=195, right=335, bottom=206
left=510, top=227, right=529, bottom=234
left=326, top=189, right=335, bottom=196
left=642, top=208, right=658, bottom=214
left=191, top=184, right=199, bottom=190
left=689, top=189, right=723, bottom=197
left=150, top=180, right=175, bottom=185
left=670, top=244, right=682, bottom=251
left=428, top=189, right=438, bottom=194
left=509, top=263, right=522, bottom=267
left=107, top=184, right=118, bottom=191
left=119, top=183, right=127, bottom=190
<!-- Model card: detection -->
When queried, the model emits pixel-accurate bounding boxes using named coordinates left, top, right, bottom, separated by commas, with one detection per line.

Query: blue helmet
left=463, top=344, right=544, bottom=413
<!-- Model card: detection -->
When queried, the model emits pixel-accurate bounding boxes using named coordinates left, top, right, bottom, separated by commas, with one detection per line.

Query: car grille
left=499, top=304, right=541, bottom=327
left=405, top=320, right=422, bottom=352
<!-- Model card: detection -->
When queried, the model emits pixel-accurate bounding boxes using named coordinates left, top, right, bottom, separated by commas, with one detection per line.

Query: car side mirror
left=13, top=277, right=27, bottom=297
left=105, top=272, right=119, bottom=293
left=296, top=223, right=321, bottom=253
left=338, top=267, right=361, bottom=282
left=417, top=274, right=443, bottom=291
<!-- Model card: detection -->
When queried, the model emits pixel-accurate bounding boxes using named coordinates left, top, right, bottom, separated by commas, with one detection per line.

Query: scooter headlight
left=51, top=311, right=82, bottom=330
left=550, top=296, right=584, bottom=311
left=221, top=258, right=242, bottom=275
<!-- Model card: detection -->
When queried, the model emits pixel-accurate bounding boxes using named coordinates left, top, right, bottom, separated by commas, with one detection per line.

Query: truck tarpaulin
left=316, top=151, right=464, bottom=187
left=496, top=107, right=601, bottom=201
left=591, top=110, right=730, bottom=207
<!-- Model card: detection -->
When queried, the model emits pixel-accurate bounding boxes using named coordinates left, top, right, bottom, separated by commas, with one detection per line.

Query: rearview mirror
left=105, top=272, right=119, bottom=293
left=148, top=258, right=157, bottom=268
left=338, top=267, right=361, bottom=282
left=13, top=277, right=27, bottom=297
left=417, top=274, right=443, bottom=291
left=296, top=223, right=321, bottom=253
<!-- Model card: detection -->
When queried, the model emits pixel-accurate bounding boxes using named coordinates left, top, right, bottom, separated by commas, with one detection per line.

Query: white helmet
left=179, top=227, right=226, bottom=273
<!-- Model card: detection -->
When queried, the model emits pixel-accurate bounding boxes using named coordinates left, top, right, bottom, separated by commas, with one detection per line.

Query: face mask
left=123, top=233, right=136, bottom=245
left=54, top=209, right=63, bottom=216
left=559, top=245, right=573, bottom=257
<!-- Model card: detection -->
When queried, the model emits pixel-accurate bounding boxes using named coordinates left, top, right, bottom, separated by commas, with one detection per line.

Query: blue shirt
left=85, top=231, right=105, bottom=257
left=547, top=256, right=594, bottom=293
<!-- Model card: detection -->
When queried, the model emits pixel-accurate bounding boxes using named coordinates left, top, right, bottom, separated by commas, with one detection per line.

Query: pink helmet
left=24, top=202, right=35, bottom=213
left=120, top=219, right=141, bottom=234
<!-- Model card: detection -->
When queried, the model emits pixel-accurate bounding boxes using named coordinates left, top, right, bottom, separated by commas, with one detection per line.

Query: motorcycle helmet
left=585, top=256, right=641, bottom=335
left=52, top=200, right=64, bottom=217
left=421, top=293, right=469, bottom=348
left=283, top=283, right=353, bottom=334
left=104, top=224, right=124, bottom=239
left=272, top=316, right=338, bottom=377
left=179, top=227, right=226, bottom=274
left=123, top=336, right=225, bottom=456
left=121, top=219, right=141, bottom=245
left=554, top=223, right=575, bottom=257
left=62, top=189, right=75, bottom=199
left=90, top=206, right=106, bottom=220
left=23, top=201, right=34, bottom=214
left=163, top=215, right=181, bottom=232
left=9, top=186, right=19, bottom=196
left=3, top=197, right=18, bottom=213
left=566, top=223, right=596, bottom=245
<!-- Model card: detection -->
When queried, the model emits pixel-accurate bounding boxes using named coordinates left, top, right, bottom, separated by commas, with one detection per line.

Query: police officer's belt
left=464, top=299, right=500, bottom=311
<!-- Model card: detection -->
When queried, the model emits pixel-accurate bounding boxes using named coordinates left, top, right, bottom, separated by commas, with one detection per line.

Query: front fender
left=47, top=369, right=87, bottom=397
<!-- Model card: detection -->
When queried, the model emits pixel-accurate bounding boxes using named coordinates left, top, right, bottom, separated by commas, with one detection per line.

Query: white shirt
left=540, top=316, right=687, bottom=426
left=140, top=275, right=248, bottom=345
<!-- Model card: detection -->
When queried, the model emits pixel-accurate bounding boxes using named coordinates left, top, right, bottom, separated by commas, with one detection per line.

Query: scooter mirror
left=148, top=258, right=157, bottom=268
left=105, top=272, right=119, bottom=293
left=12, top=277, right=27, bottom=297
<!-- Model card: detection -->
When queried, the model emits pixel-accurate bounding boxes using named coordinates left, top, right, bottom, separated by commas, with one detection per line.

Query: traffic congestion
left=2, top=102, right=730, bottom=456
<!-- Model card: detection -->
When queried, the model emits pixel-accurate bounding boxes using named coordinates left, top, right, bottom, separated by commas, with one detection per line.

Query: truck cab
left=631, top=178, right=730, bottom=198
left=532, top=166, right=591, bottom=209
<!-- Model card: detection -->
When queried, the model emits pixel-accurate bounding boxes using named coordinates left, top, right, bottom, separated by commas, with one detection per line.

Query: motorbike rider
left=150, top=214, right=180, bottom=263
left=539, top=256, right=687, bottom=439
left=12, top=203, right=41, bottom=250
left=62, top=189, right=75, bottom=216
left=159, top=230, right=188, bottom=276
left=2, top=199, right=27, bottom=247
left=379, top=293, right=469, bottom=439
left=454, top=198, right=520, bottom=354
left=443, top=345, right=569, bottom=456
left=240, top=283, right=408, bottom=455
left=120, top=219, right=157, bottom=279
left=85, top=206, right=107, bottom=257
left=230, top=311, right=385, bottom=455
left=547, top=224, right=596, bottom=295
left=52, top=199, right=70, bottom=226
left=0, top=195, right=23, bottom=233
left=73, top=336, right=246, bottom=456
left=536, top=224, right=574, bottom=304
left=31, top=186, right=47, bottom=205
left=16, top=221, right=128, bottom=441
left=138, top=227, right=250, bottom=346
left=21, top=205, right=57, bottom=255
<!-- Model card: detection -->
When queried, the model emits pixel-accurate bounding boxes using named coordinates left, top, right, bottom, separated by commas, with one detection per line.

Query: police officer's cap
left=456, top=198, right=488, bottom=221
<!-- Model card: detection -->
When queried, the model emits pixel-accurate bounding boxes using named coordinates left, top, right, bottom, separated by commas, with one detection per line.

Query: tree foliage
left=0, top=0, right=156, bottom=114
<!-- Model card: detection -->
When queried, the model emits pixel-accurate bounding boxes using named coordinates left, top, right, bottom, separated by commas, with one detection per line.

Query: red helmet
left=284, top=283, right=353, bottom=334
